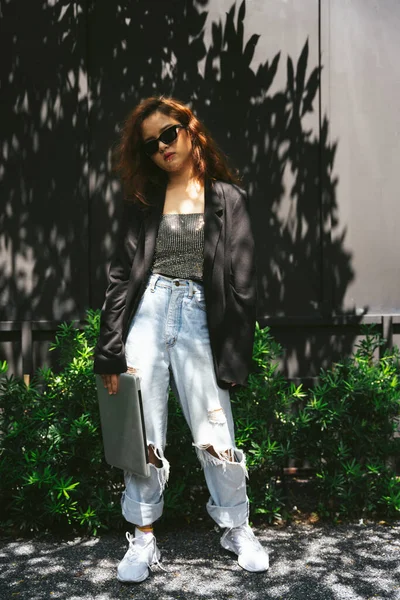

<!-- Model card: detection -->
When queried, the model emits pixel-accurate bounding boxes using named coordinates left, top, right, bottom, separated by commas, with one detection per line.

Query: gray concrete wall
left=322, top=0, right=400, bottom=315
left=1, top=0, right=400, bottom=378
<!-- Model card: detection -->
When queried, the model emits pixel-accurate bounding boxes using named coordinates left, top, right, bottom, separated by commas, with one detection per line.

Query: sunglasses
left=143, top=124, right=185, bottom=156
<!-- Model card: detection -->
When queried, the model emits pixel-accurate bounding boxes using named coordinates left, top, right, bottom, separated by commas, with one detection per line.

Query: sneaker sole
left=237, top=555, right=269, bottom=572
left=117, top=568, right=149, bottom=583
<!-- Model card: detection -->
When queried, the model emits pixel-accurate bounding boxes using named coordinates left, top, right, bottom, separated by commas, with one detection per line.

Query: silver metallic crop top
left=151, top=213, right=205, bottom=281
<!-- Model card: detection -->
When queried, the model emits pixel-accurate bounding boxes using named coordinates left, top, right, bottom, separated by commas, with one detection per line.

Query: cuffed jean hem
left=206, top=497, right=250, bottom=529
left=121, top=491, right=164, bottom=527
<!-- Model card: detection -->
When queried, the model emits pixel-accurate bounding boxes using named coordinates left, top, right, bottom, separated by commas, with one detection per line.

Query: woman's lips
left=164, top=152, right=175, bottom=161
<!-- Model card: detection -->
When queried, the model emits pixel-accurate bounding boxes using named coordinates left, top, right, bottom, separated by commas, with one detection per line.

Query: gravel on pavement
left=0, top=522, right=399, bottom=600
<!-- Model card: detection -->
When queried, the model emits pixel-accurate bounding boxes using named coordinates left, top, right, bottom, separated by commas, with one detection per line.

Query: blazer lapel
left=204, top=180, right=224, bottom=284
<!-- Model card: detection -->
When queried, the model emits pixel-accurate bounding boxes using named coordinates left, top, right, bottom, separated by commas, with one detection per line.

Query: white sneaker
left=221, top=523, right=269, bottom=572
left=117, top=530, right=161, bottom=583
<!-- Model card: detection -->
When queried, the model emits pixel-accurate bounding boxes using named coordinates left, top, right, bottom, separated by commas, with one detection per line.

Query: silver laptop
left=95, top=373, right=150, bottom=478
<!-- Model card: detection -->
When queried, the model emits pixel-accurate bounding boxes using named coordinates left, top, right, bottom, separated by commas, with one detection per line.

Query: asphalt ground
left=1, top=522, right=399, bottom=600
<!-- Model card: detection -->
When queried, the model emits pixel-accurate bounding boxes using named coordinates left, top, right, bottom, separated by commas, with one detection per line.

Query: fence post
left=21, top=321, right=32, bottom=386
left=381, top=316, right=393, bottom=358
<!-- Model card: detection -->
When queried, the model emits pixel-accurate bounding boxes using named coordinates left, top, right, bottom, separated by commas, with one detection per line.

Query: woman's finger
left=110, top=374, right=120, bottom=395
left=100, top=374, right=115, bottom=395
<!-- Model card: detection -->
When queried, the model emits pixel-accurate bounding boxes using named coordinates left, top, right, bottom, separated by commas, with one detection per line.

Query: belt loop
left=150, top=274, right=159, bottom=293
left=188, top=280, right=194, bottom=298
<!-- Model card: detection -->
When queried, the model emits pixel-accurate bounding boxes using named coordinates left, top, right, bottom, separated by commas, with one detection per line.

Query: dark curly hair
left=114, top=96, right=241, bottom=204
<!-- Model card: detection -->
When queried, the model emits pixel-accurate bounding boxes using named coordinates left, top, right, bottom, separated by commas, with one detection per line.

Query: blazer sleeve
left=93, top=202, right=143, bottom=374
left=221, top=187, right=257, bottom=385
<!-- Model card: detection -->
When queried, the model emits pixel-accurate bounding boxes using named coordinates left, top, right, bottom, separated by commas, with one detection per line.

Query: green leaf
left=53, top=476, right=80, bottom=500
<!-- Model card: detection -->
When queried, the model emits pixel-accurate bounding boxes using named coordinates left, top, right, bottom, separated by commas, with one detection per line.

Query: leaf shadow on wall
left=88, top=0, right=359, bottom=378
left=1, top=0, right=90, bottom=372
left=1, top=0, right=361, bottom=377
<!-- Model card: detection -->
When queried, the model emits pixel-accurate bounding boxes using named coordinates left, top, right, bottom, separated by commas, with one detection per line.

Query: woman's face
left=141, top=111, right=193, bottom=175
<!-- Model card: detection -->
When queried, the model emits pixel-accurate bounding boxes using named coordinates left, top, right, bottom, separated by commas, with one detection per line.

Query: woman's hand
left=101, top=374, right=120, bottom=395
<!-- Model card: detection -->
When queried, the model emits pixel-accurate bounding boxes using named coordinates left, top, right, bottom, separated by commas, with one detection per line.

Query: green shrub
left=0, top=316, right=399, bottom=535
left=163, top=392, right=204, bottom=520
left=230, top=324, right=304, bottom=523
left=295, top=325, right=400, bottom=520
left=0, top=310, right=122, bottom=535
left=0, top=316, right=292, bottom=533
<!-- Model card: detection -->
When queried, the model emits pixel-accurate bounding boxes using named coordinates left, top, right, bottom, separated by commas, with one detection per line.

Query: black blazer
left=93, top=180, right=257, bottom=388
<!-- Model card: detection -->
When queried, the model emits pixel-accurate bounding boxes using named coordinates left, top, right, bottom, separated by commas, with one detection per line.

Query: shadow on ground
left=1, top=523, right=399, bottom=600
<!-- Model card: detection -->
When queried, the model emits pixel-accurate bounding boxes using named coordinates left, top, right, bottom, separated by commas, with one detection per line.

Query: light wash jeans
left=121, top=273, right=249, bottom=529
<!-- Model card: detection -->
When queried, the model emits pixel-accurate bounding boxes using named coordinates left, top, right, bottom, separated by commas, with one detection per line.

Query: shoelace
left=125, top=532, right=167, bottom=572
left=230, top=526, right=262, bottom=551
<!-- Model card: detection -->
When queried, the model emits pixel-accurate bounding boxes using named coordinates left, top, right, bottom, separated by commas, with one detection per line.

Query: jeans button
left=174, top=281, right=180, bottom=286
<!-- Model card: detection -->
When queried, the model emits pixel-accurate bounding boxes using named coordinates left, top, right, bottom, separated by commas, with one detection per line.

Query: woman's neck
left=163, top=166, right=205, bottom=214
left=167, top=167, right=204, bottom=195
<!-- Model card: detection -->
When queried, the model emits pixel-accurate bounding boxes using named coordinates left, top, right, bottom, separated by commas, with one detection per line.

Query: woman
left=94, top=96, right=269, bottom=582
